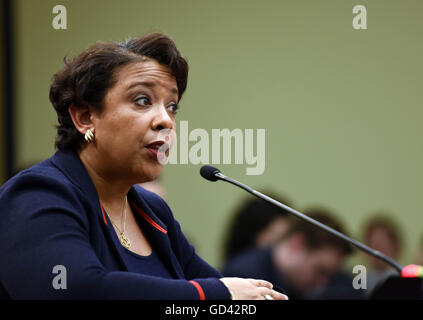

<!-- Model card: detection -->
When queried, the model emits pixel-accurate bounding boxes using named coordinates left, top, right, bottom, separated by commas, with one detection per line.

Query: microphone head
left=200, top=165, right=221, bottom=182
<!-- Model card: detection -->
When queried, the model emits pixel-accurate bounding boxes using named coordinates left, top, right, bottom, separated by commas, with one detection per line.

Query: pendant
left=120, top=233, right=131, bottom=249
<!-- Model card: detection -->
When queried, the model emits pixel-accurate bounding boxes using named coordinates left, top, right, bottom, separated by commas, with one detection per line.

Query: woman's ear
left=68, top=104, right=94, bottom=135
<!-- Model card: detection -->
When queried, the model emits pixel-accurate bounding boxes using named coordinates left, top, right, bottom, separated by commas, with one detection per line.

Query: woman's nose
left=151, top=105, right=174, bottom=131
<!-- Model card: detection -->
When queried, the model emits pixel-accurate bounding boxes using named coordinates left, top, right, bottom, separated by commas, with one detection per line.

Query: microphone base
left=370, top=276, right=423, bottom=300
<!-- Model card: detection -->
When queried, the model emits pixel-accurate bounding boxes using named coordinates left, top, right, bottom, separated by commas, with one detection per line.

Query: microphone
left=200, top=165, right=422, bottom=278
left=200, top=165, right=221, bottom=181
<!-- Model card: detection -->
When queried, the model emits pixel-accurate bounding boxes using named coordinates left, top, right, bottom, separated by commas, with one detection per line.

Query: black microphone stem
left=215, top=172, right=404, bottom=274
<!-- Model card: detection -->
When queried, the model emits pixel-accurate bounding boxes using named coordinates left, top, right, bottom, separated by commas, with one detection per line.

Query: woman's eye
left=168, top=103, right=179, bottom=114
left=134, top=96, right=150, bottom=106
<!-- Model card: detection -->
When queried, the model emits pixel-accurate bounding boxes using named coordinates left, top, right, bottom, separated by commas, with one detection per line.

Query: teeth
left=147, top=143, right=164, bottom=150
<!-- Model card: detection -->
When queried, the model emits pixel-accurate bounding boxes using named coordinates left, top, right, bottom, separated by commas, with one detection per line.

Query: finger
left=258, top=288, right=288, bottom=301
left=254, top=288, right=268, bottom=300
left=271, top=290, right=289, bottom=300
left=257, top=287, right=274, bottom=297
left=249, top=279, right=273, bottom=289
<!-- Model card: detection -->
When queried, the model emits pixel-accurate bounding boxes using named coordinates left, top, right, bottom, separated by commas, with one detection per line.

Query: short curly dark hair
left=285, top=209, right=353, bottom=256
left=49, top=33, right=189, bottom=151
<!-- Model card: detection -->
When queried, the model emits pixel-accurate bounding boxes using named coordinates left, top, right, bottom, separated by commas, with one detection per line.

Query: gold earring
left=84, top=129, right=95, bottom=143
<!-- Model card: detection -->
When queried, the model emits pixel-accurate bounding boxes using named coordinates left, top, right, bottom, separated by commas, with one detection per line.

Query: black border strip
left=2, top=0, right=15, bottom=179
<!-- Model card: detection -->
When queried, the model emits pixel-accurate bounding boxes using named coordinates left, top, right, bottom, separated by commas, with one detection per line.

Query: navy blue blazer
left=0, top=149, right=231, bottom=300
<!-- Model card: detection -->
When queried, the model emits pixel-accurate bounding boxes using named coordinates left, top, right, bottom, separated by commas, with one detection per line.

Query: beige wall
left=15, top=0, right=423, bottom=269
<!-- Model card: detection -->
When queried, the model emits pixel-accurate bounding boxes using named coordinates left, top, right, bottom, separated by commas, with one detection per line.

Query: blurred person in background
left=362, top=215, right=402, bottom=295
left=222, top=208, right=353, bottom=299
left=221, top=192, right=293, bottom=266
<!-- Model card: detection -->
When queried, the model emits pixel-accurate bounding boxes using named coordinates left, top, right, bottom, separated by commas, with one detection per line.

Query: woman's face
left=90, top=59, right=179, bottom=183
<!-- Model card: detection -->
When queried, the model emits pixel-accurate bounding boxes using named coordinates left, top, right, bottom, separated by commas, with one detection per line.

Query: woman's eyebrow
left=126, top=81, right=178, bottom=95
left=125, top=81, right=154, bottom=92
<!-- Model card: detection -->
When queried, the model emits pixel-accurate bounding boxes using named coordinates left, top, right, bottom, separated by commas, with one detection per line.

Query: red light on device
left=401, top=264, right=423, bottom=278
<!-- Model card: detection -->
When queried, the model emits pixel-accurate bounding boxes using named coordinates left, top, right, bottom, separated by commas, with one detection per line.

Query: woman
left=0, top=33, right=287, bottom=300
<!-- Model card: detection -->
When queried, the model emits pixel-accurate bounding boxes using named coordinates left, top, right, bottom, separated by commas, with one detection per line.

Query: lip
left=145, top=140, right=168, bottom=158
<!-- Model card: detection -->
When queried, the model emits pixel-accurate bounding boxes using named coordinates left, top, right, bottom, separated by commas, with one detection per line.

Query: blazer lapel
left=51, top=149, right=129, bottom=271
left=128, top=187, right=184, bottom=279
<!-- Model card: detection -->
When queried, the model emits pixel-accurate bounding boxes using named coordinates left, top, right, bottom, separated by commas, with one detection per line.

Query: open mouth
left=145, top=141, right=168, bottom=158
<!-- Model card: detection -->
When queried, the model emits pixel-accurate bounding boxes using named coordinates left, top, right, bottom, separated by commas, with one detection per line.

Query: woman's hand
left=220, top=277, right=289, bottom=300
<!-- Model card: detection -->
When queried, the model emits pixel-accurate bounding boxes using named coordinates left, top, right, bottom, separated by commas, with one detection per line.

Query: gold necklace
left=103, top=196, right=131, bottom=249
